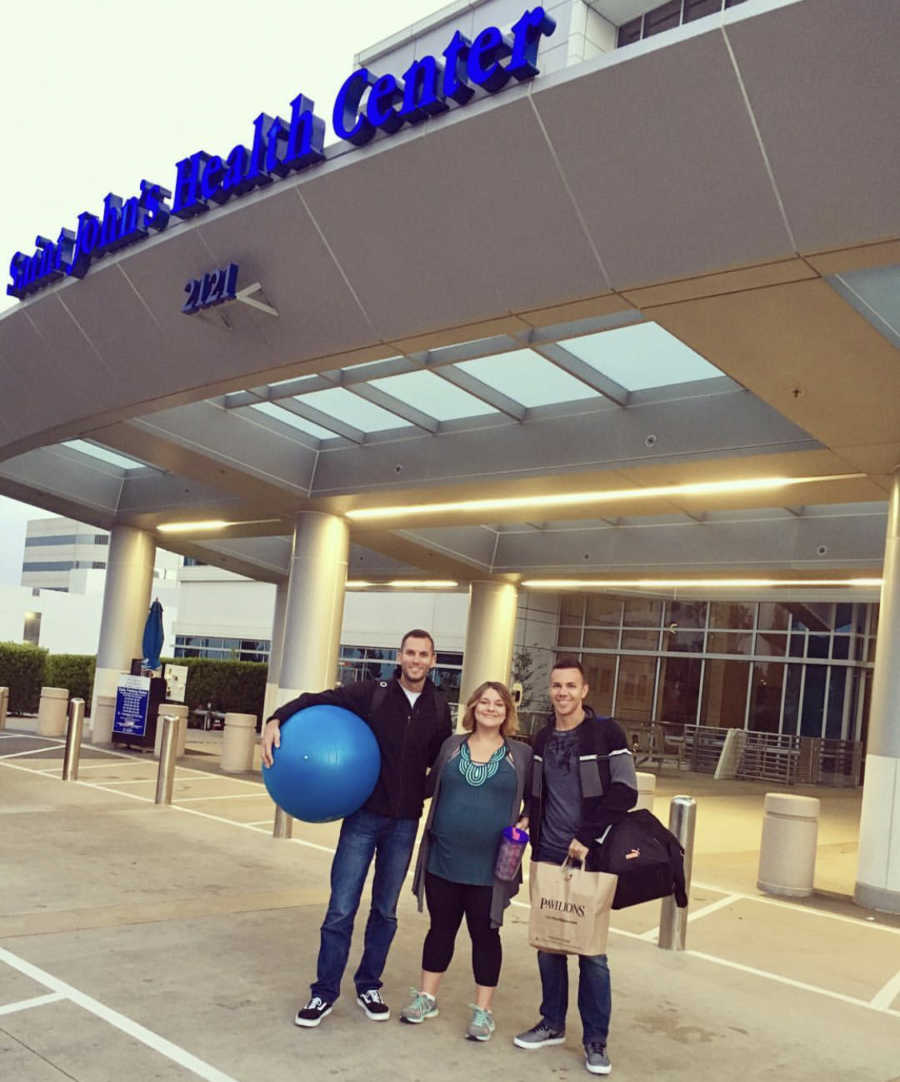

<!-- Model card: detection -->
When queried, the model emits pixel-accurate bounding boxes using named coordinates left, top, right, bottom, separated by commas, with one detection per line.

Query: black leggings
left=422, top=872, right=502, bottom=987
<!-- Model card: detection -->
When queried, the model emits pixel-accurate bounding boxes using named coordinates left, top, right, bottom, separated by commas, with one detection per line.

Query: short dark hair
left=551, top=655, right=586, bottom=679
left=400, top=628, right=435, bottom=652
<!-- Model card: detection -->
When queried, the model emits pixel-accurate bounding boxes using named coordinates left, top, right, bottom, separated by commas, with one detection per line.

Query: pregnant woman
left=402, top=680, right=532, bottom=1041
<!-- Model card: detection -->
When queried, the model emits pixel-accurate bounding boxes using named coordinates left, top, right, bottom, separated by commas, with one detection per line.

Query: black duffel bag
left=591, top=809, right=688, bottom=911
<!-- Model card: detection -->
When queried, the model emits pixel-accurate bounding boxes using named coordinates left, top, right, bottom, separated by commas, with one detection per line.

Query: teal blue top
left=427, top=741, right=518, bottom=885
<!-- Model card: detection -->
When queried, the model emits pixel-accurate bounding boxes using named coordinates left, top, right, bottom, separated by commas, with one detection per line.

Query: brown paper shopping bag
left=529, top=860, right=617, bottom=955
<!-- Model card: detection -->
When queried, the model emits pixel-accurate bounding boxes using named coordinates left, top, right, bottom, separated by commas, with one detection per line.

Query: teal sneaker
left=399, top=989, right=439, bottom=1024
left=466, top=1004, right=496, bottom=1041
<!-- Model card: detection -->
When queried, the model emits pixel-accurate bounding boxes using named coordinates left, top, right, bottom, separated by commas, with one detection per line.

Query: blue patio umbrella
left=142, top=599, right=164, bottom=671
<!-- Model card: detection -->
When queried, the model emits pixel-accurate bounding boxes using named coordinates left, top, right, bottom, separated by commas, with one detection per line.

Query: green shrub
left=159, top=656, right=268, bottom=722
left=45, top=654, right=96, bottom=714
left=0, top=642, right=48, bottom=713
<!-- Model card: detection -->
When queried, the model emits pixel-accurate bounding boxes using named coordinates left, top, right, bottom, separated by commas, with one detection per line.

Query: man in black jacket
left=514, top=657, right=637, bottom=1076
left=261, top=629, right=451, bottom=1028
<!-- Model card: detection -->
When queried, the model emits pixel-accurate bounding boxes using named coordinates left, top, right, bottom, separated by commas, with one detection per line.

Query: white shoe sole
left=585, top=1063, right=611, bottom=1076
left=356, top=997, right=391, bottom=1021
left=399, top=1008, right=439, bottom=1024
left=467, top=1031, right=495, bottom=1042
left=513, top=1035, right=566, bottom=1049
left=294, top=1004, right=333, bottom=1028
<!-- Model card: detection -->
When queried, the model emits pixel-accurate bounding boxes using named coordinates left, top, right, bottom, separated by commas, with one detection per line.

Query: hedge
left=0, top=642, right=48, bottom=714
left=159, top=656, right=268, bottom=722
left=45, top=654, right=96, bottom=712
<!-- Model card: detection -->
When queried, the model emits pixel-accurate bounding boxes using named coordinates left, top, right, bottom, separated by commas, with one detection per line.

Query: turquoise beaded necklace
left=458, top=740, right=506, bottom=787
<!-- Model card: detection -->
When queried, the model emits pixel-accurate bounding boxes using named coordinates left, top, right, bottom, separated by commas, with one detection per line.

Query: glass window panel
left=615, top=656, right=656, bottom=723
left=789, top=633, right=806, bottom=658
left=754, top=632, right=787, bottom=658
left=867, top=637, right=877, bottom=663
left=808, top=635, right=829, bottom=660
left=585, top=595, right=623, bottom=626
left=432, top=666, right=461, bottom=705
left=790, top=603, right=831, bottom=632
left=368, top=371, right=495, bottom=420
left=748, top=661, right=784, bottom=733
left=63, top=439, right=146, bottom=470
left=707, top=630, right=753, bottom=655
left=800, top=667, right=826, bottom=736
left=436, top=652, right=463, bottom=666
left=455, top=350, right=598, bottom=408
left=664, top=601, right=707, bottom=629
left=757, top=602, right=791, bottom=630
left=622, top=628, right=659, bottom=651
left=623, top=598, right=662, bottom=627
left=584, top=629, right=618, bottom=650
left=684, top=0, right=722, bottom=22
left=248, top=402, right=336, bottom=440
left=709, top=601, right=755, bottom=629
left=617, top=16, right=643, bottom=46
left=644, top=0, right=682, bottom=36
left=700, top=659, right=749, bottom=727
left=557, top=627, right=582, bottom=648
left=664, top=629, right=704, bottom=653
left=582, top=654, right=616, bottom=716
left=562, top=323, right=723, bottom=391
left=831, top=637, right=850, bottom=660
left=825, top=668, right=847, bottom=738
left=834, top=604, right=853, bottom=632
left=559, top=594, right=585, bottom=624
left=782, top=664, right=802, bottom=735
left=656, top=656, right=701, bottom=725
left=870, top=604, right=879, bottom=637
left=298, top=388, right=404, bottom=432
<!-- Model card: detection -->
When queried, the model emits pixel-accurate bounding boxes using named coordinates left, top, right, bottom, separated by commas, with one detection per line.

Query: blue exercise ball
left=262, top=704, right=380, bottom=822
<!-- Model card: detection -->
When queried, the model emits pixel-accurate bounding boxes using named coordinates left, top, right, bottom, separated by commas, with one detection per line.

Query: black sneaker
left=356, top=988, right=391, bottom=1021
left=513, top=1020, right=566, bottom=1049
left=294, top=996, right=333, bottom=1027
left=585, top=1042, right=611, bottom=1075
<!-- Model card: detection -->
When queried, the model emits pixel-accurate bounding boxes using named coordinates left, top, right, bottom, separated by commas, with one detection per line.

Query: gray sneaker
left=513, top=1020, right=566, bottom=1049
left=399, top=989, right=439, bottom=1024
left=466, top=1005, right=496, bottom=1042
left=585, top=1042, right=611, bottom=1075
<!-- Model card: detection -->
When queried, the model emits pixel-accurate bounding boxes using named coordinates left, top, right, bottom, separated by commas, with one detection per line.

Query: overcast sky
left=0, top=0, right=441, bottom=585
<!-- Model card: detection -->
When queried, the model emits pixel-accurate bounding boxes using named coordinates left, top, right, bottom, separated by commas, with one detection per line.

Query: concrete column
left=276, top=512, right=349, bottom=704
left=459, top=581, right=518, bottom=707
left=263, top=581, right=289, bottom=721
left=90, top=525, right=156, bottom=739
left=855, top=469, right=900, bottom=913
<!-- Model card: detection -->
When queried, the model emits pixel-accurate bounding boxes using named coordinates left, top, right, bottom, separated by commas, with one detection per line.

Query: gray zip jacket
left=411, top=732, right=533, bottom=928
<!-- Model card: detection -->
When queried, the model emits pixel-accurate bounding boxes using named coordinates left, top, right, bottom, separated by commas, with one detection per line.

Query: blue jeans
left=311, top=808, right=418, bottom=1002
left=538, top=950, right=611, bottom=1046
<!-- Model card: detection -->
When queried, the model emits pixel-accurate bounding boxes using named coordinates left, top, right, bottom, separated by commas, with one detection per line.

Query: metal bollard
left=658, top=794, right=697, bottom=951
left=62, top=698, right=85, bottom=780
left=273, top=806, right=293, bottom=838
left=155, top=715, right=178, bottom=805
left=0, top=686, right=8, bottom=729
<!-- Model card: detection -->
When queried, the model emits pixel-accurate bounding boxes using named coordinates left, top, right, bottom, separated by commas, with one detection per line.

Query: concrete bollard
left=273, top=806, right=293, bottom=838
left=62, top=699, right=86, bottom=780
left=154, top=703, right=189, bottom=759
left=635, top=771, right=657, bottom=811
left=155, top=716, right=179, bottom=805
left=0, top=686, right=8, bottom=729
left=221, top=712, right=257, bottom=773
left=91, top=694, right=117, bottom=744
left=757, top=792, right=820, bottom=898
left=659, top=795, right=697, bottom=951
left=37, top=686, right=69, bottom=736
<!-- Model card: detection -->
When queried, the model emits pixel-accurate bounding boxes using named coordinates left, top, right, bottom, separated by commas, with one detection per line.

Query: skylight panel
left=368, top=371, right=496, bottom=421
left=298, top=388, right=408, bottom=432
left=454, top=350, right=598, bottom=407
left=62, top=440, right=147, bottom=470
left=248, top=402, right=335, bottom=440
left=563, top=323, right=723, bottom=390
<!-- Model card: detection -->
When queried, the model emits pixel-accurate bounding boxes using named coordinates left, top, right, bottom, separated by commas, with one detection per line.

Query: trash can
left=154, top=703, right=189, bottom=759
left=635, top=770, right=656, bottom=812
left=221, top=712, right=257, bottom=773
left=91, top=694, right=117, bottom=744
left=757, top=792, right=820, bottom=898
left=37, top=686, right=69, bottom=737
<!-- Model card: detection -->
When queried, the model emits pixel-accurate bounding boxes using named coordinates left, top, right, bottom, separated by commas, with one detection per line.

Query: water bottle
left=494, top=825, right=529, bottom=881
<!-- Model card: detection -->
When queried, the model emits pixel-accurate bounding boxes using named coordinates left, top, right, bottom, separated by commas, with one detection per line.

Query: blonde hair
left=460, top=681, right=518, bottom=738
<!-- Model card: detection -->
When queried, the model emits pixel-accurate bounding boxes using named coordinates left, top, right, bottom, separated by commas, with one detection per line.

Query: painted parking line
left=871, top=968, right=900, bottom=1010
left=0, top=992, right=66, bottom=1016
left=0, top=947, right=243, bottom=1082
left=638, top=891, right=742, bottom=941
left=175, top=793, right=273, bottom=803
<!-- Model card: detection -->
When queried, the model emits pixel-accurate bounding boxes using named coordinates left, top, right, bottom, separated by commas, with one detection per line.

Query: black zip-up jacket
left=526, top=707, right=638, bottom=859
left=271, top=677, right=451, bottom=820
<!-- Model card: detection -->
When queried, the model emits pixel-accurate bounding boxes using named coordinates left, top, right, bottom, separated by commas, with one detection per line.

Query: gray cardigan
left=411, top=732, right=533, bottom=929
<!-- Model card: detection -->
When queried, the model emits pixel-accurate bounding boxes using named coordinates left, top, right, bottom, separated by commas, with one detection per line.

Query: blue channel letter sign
left=7, top=7, right=555, bottom=302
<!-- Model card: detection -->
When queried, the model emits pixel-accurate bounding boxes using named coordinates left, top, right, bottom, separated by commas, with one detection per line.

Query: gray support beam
left=431, top=367, right=527, bottom=421
left=90, top=526, right=156, bottom=739
left=348, top=384, right=440, bottom=433
left=855, top=469, right=900, bottom=913
left=459, top=582, right=519, bottom=706
left=531, top=342, right=631, bottom=406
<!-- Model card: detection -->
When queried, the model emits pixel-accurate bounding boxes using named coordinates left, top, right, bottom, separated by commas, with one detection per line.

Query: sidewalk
left=1, top=725, right=898, bottom=1082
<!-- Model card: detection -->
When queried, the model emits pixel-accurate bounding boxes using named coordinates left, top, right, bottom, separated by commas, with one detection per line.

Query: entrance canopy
left=1, top=0, right=897, bottom=592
